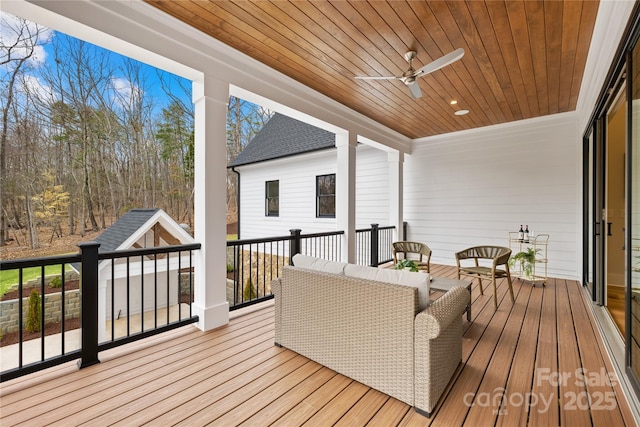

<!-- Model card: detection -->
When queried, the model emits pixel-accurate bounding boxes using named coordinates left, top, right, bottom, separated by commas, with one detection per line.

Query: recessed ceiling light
left=455, top=109, right=469, bottom=116
left=450, top=100, right=458, bottom=105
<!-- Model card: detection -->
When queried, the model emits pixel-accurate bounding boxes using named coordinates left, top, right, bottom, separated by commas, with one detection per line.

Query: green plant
left=26, top=289, right=42, bottom=333
left=394, top=259, right=419, bottom=272
left=49, top=276, right=63, bottom=288
left=243, top=278, right=257, bottom=300
left=226, top=263, right=235, bottom=273
left=509, top=248, right=541, bottom=279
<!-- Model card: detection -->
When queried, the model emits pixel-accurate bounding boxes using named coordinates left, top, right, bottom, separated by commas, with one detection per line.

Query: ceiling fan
left=355, top=48, right=464, bottom=99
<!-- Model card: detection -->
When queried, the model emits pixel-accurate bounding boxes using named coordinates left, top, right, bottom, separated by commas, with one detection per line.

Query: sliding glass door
left=629, top=35, right=640, bottom=384
left=583, top=3, right=640, bottom=404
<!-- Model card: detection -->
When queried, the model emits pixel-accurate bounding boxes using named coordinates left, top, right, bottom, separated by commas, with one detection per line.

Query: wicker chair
left=392, top=241, right=432, bottom=273
left=455, top=246, right=514, bottom=311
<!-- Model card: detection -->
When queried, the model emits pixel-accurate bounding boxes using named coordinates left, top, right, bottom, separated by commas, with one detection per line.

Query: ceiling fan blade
left=408, top=81, right=422, bottom=99
left=355, top=75, right=400, bottom=80
left=414, top=48, right=464, bottom=78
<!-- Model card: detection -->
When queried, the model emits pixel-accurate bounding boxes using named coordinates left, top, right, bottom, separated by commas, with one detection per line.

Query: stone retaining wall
left=0, top=290, right=80, bottom=334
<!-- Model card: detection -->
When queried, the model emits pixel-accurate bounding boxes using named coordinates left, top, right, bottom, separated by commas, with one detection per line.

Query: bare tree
left=226, top=96, right=272, bottom=222
left=40, top=36, right=113, bottom=235
left=0, top=13, right=48, bottom=245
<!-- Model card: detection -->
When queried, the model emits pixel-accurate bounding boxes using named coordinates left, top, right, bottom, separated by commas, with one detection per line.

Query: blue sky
left=2, top=11, right=192, bottom=118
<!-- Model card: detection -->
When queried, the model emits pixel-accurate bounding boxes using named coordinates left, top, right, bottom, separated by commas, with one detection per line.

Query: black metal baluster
left=154, top=254, right=158, bottom=329
left=261, top=243, right=266, bottom=299
left=111, top=259, right=115, bottom=341
left=126, top=257, right=130, bottom=336
left=140, top=254, right=144, bottom=333
left=189, top=250, right=193, bottom=317
left=40, top=265, right=45, bottom=361
left=234, top=244, right=239, bottom=306
left=61, top=264, right=66, bottom=354
left=178, top=251, right=182, bottom=320
left=166, top=254, right=170, bottom=325
left=18, top=269, right=23, bottom=368
left=248, top=244, right=252, bottom=303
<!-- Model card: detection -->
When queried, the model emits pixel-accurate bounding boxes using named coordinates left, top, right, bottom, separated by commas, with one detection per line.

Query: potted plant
left=509, top=247, right=540, bottom=280
left=394, top=259, right=419, bottom=272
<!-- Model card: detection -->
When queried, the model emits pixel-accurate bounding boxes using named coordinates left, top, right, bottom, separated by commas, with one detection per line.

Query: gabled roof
left=95, top=208, right=193, bottom=253
left=228, top=113, right=335, bottom=167
left=95, top=208, right=160, bottom=253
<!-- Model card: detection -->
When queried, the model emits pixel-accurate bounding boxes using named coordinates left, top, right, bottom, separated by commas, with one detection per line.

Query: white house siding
left=404, top=112, right=580, bottom=279
left=355, top=145, right=390, bottom=228
left=237, top=144, right=390, bottom=239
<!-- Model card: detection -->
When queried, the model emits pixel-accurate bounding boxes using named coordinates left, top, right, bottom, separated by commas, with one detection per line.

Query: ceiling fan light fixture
left=354, top=48, right=464, bottom=99
left=455, top=109, right=469, bottom=116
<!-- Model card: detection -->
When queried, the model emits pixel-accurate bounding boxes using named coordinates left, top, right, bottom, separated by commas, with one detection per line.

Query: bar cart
left=508, top=232, right=550, bottom=285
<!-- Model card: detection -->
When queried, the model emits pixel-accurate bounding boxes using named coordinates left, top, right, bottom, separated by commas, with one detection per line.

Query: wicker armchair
left=455, top=246, right=514, bottom=310
left=392, top=241, right=432, bottom=273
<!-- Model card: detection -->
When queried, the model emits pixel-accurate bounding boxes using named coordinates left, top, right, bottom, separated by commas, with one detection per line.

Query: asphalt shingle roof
left=228, top=113, right=335, bottom=167
left=95, top=208, right=159, bottom=253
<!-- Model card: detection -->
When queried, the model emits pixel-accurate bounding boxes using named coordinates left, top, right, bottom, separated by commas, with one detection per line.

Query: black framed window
left=265, top=180, right=279, bottom=216
left=316, top=174, right=335, bottom=218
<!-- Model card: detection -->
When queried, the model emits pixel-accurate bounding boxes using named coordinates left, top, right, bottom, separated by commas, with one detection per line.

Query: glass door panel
left=607, top=91, right=627, bottom=336
left=586, top=130, right=595, bottom=297
left=630, top=43, right=640, bottom=380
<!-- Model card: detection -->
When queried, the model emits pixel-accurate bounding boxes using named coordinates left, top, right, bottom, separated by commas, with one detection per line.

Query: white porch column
left=388, top=150, right=404, bottom=241
left=336, top=131, right=357, bottom=263
left=192, top=74, right=229, bottom=331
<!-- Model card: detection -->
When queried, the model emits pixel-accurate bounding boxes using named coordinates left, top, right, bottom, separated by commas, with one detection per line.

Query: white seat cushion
left=344, top=264, right=430, bottom=310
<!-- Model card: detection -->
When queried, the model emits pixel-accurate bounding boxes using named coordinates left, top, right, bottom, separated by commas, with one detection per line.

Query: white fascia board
left=411, top=111, right=578, bottom=148
left=233, top=147, right=336, bottom=172
left=115, top=210, right=195, bottom=253
left=4, top=0, right=199, bottom=80
left=10, top=0, right=410, bottom=154
left=153, top=212, right=196, bottom=244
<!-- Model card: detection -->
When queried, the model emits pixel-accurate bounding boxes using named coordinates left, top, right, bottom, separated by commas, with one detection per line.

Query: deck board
left=556, top=278, right=593, bottom=427
left=567, top=277, right=632, bottom=425
left=0, top=265, right=636, bottom=426
left=529, top=272, right=560, bottom=426
left=496, top=278, right=542, bottom=427
left=464, top=278, right=533, bottom=425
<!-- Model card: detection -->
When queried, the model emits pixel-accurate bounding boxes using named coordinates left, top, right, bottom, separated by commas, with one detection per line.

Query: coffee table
left=430, top=276, right=472, bottom=321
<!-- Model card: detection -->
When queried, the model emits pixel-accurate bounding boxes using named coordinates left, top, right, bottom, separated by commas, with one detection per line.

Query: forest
left=0, top=13, right=271, bottom=253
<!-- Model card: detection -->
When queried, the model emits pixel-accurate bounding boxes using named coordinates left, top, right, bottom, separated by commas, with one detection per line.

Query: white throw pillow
left=292, top=254, right=347, bottom=275
left=342, top=263, right=379, bottom=281
left=344, top=264, right=430, bottom=310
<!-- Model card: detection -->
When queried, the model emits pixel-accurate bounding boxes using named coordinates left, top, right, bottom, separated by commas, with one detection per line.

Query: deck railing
left=226, top=224, right=395, bottom=310
left=355, top=224, right=395, bottom=266
left=0, top=242, right=200, bottom=382
left=1, top=225, right=395, bottom=381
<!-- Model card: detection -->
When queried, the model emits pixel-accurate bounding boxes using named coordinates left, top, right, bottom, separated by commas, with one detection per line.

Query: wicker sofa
left=272, top=255, right=470, bottom=417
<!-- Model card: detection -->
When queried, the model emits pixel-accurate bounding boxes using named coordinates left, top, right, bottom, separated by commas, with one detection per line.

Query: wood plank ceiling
left=146, top=1, right=600, bottom=139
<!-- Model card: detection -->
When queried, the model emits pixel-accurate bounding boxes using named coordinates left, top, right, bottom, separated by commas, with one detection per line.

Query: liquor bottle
left=524, top=225, right=529, bottom=243
left=518, top=225, right=524, bottom=242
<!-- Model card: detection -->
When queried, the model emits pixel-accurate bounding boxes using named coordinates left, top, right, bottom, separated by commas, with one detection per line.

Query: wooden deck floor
left=0, top=265, right=637, bottom=426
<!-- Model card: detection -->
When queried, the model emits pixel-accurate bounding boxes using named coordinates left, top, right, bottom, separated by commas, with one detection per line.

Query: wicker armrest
left=416, top=286, right=470, bottom=339
left=272, top=278, right=282, bottom=345
left=414, top=285, right=469, bottom=416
